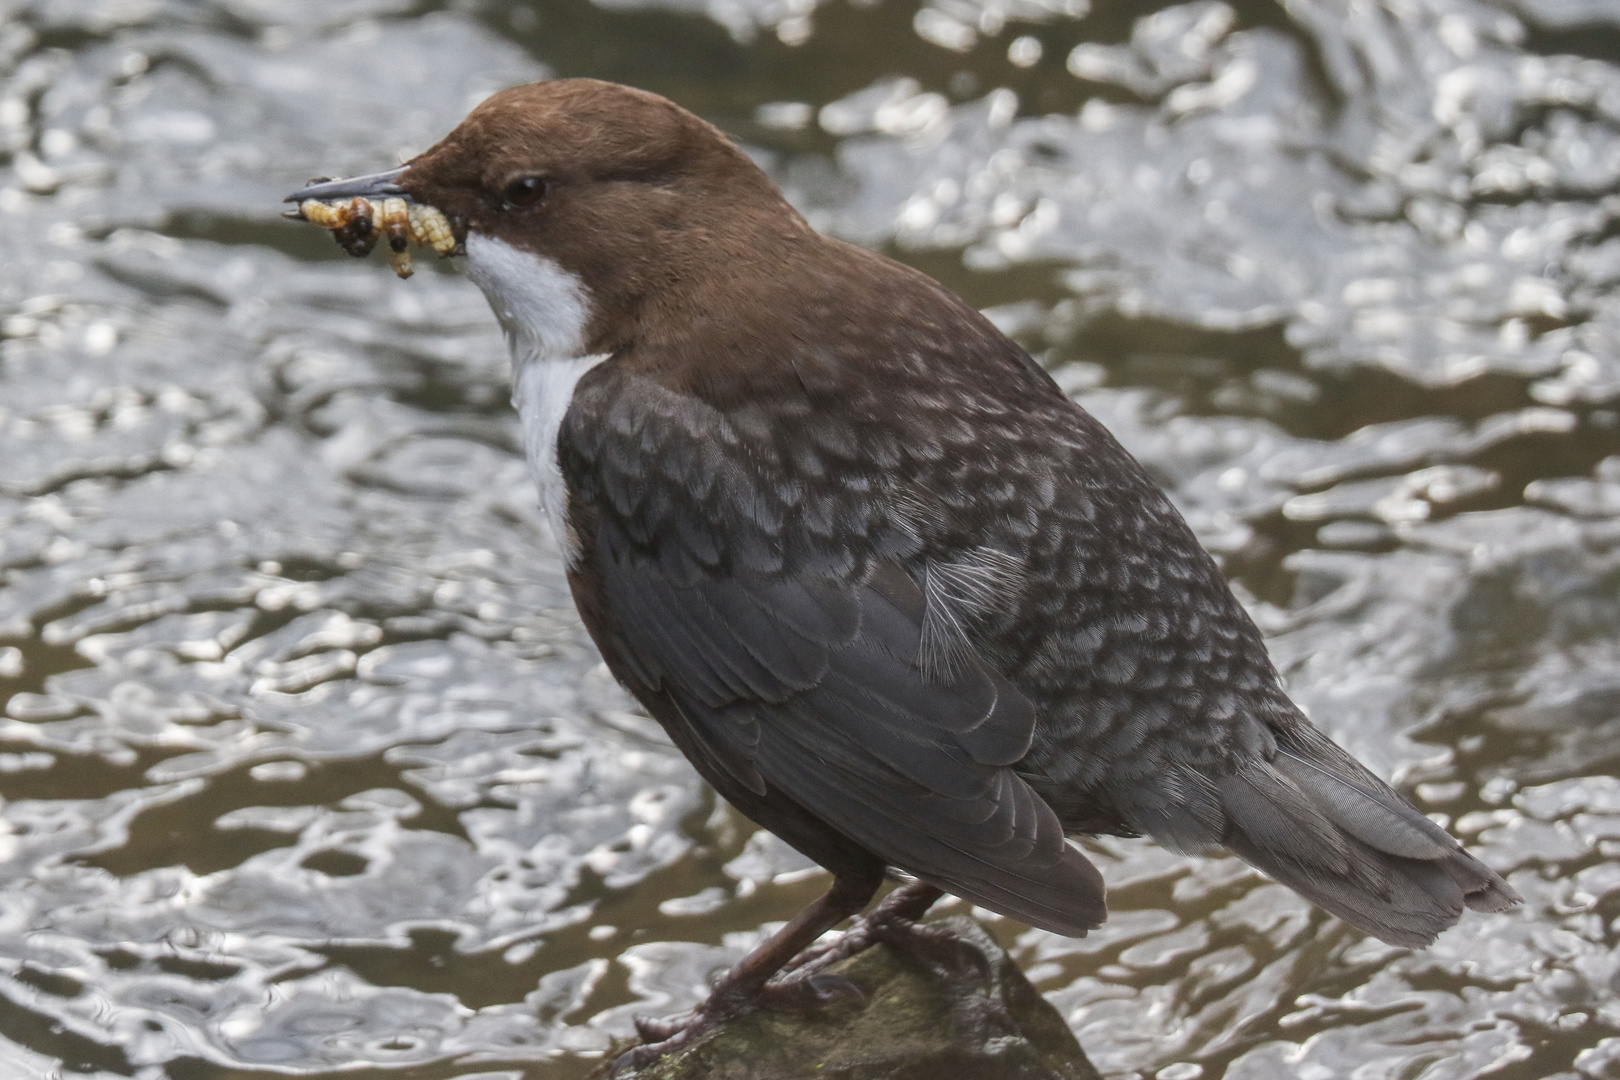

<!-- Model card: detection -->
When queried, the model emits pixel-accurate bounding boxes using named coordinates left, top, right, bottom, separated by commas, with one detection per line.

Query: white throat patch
left=464, top=233, right=607, bottom=558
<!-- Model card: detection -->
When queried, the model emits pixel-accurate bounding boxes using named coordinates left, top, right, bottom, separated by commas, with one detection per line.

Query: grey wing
left=594, top=514, right=1106, bottom=937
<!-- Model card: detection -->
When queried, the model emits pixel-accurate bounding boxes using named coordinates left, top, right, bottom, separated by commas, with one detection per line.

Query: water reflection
left=0, top=0, right=1617, bottom=1077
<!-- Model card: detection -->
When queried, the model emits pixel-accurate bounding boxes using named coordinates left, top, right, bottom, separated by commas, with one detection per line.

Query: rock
left=608, top=915, right=1100, bottom=1080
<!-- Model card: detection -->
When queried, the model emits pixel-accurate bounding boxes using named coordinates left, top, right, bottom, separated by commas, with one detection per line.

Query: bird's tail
left=1122, top=727, right=1520, bottom=948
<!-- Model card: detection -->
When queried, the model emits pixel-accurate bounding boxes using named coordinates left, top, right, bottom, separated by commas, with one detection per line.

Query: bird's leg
left=616, top=867, right=883, bottom=1073
left=781, top=880, right=946, bottom=980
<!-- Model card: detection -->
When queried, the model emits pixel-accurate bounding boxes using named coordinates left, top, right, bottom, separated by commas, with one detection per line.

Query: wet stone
left=609, top=917, right=1101, bottom=1080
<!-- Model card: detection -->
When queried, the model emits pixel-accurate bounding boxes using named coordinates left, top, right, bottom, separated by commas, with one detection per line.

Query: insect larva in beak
left=291, top=184, right=460, bottom=277
left=299, top=198, right=361, bottom=229
left=334, top=198, right=378, bottom=257
left=379, top=197, right=411, bottom=254
left=407, top=204, right=457, bottom=256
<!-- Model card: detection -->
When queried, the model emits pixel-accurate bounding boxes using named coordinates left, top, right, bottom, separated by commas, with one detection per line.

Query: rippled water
left=1, top=0, right=1618, bottom=1077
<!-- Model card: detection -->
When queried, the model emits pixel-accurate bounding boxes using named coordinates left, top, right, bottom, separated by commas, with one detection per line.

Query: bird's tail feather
left=1122, top=729, right=1519, bottom=949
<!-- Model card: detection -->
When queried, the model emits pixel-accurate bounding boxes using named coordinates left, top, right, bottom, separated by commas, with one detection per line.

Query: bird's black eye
left=502, top=176, right=548, bottom=208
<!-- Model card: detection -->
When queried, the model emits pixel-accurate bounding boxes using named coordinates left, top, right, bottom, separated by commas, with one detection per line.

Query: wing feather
left=593, top=514, right=1105, bottom=936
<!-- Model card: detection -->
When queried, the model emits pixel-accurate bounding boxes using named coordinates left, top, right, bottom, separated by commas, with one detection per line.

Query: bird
left=287, top=78, right=1520, bottom=1069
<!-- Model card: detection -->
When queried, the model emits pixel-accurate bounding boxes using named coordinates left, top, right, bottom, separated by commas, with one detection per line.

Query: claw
left=617, top=967, right=866, bottom=1073
left=767, top=971, right=865, bottom=1010
left=632, top=1013, right=688, bottom=1043
left=870, top=917, right=987, bottom=978
left=610, top=872, right=903, bottom=1074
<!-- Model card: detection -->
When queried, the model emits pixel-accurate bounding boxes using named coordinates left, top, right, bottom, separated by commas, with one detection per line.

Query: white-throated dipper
left=288, top=79, right=1519, bottom=1067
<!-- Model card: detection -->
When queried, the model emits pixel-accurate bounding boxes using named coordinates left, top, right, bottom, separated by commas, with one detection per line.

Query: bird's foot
left=868, top=913, right=992, bottom=981
left=614, top=968, right=863, bottom=1075
left=611, top=878, right=931, bottom=1076
left=629, top=1012, right=689, bottom=1045
left=758, top=969, right=866, bottom=1011
left=784, top=880, right=946, bottom=980
left=614, top=1013, right=706, bottom=1076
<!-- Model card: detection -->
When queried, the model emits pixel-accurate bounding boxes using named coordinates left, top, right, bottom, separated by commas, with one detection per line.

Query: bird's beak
left=284, top=166, right=410, bottom=205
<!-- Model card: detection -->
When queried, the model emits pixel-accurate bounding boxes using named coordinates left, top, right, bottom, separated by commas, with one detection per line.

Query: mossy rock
left=609, top=915, right=1099, bottom=1080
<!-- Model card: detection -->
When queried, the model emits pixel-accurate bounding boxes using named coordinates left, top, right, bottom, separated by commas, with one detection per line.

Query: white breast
left=511, top=353, right=607, bottom=557
left=464, top=233, right=607, bottom=559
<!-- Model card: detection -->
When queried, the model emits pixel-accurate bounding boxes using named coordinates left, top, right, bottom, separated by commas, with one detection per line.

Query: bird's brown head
left=395, top=79, right=808, bottom=358
left=402, top=81, right=741, bottom=228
